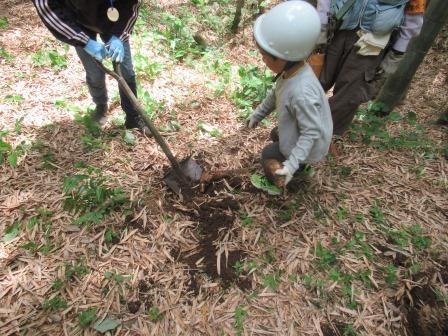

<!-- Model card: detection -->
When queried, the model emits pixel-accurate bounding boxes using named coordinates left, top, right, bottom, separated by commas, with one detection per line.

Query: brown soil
left=175, top=196, right=252, bottom=291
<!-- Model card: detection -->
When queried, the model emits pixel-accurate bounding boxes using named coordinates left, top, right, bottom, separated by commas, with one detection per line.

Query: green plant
left=343, top=324, right=358, bottom=336
left=315, top=243, right=336, bottom=268
left=4, top=94, right=24, bottom=104
left=250, top=174, right=282, bottom=195
left=21, top=241, right=39, bottom=252
left=148, top=306, right=163, bottom=322
left=31, top=49, right=68, bottom=70
left=78, top=307, right=97, bottom=328
left=134, top=55, right=163, bottom=80
left=0, top=17, right=8, bottom=29
left=344, top=232, right=373, bottom=260
left=336, top=206, right=348, bottom=221
left=104, top=271, right=130, bottom=284
left=234, top=306, right=247, bottom=336
left=369, top=205, right=386, bottom=225
left=239, top=212, right=253, bottom=227
left=52, top=278, right=64, bottom=290
left=0, top=47, right=15, bottom=61
left=263, top=273, right=280, bottom=291
left=42, top=296, right=67, bottom=311
left=409, top=224, right=431, bottom=250
left=384, top=265, right=398, bottom=287
left=231, top=65, right=274, bottom=119
left=65, top=259, right=89, bottom=281
left=197, top=122, right=222, bottom=137
left=233, top=260, right=244, bottom=276
left=3, top=222, right=21, bottom=242
left=104, top=228, right=119, bottom=244
left=156, top=12, right=204, bottom=60
left=434, top=287, right=448, bottom=304
left=63, top=169, right=129, bottom=225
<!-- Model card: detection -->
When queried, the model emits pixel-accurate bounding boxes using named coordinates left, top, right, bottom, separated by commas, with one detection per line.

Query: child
left=247, top=0, right=333, bottom=188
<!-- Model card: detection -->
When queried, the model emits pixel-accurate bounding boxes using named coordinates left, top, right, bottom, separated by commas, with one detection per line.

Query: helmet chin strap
left=274, top=61, right=299, bottom=82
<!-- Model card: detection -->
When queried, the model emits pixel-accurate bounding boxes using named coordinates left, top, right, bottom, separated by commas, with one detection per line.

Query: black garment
left=32, top=0, right=141, bottom=46
left=319, top=30, right=382, bottom=136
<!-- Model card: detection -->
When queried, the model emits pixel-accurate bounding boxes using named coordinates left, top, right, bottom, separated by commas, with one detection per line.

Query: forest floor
left=0, top=1, right=447, bottom=335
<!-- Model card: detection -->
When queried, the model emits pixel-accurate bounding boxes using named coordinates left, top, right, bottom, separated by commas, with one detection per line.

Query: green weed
left=0, top=17, right=8, bottom=29
left=239, top=212, right=253, bottom=227
left=336, top=207, right=348, bottom=221
left=42, top=296, right=67, bottom=311
left=104, top=228, right=119, bottom=244
left=12, top=122, right=24, bottom=137
left=78, top=307, right=97, bottom=328
left=384, top=265, right=398, bottom=287
left=148, top=306, right=163, bottom=322
left=0, top=47, right=15, bottom=61
left=4, top=94, right=24, bottom=104
left=65, top=259, right=89, bottom=281
left=63, top=169, right=129, bottom=225
left=263, top=273, right=280, bottom=291
left=104, top=271, right=130, bottom=284
left=3, top=222, right=21, bottom=242
left=52, top=278, right=64, bottom=290
left=234, top=306, right=247, bottom=336
left=369, top=205, right=386, bottom=225
left=231, top=65, right=274, bottom=119
left=31, top=49, right=68, bottom=70
left=315, top=243, right=337, bottom=268
left=233, top=260, right=244, bottom=276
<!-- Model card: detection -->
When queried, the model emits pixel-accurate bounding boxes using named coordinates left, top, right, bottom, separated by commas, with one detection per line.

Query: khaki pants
left=319, top=30, right=383, bottom=136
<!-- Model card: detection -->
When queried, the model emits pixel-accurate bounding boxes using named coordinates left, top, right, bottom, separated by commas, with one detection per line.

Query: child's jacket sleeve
left=283, top=96, right=325, bottom=174
left=251, top=88, right=276, bottom=122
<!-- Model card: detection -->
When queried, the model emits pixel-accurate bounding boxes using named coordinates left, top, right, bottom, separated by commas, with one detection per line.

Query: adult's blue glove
left=83, top=39, right=106, bottom=61
left=107, top=36, right=124, bottom=63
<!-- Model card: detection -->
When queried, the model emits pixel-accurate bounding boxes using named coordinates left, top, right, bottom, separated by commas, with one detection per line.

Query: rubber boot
left=91, top=103, right=108, bottom=126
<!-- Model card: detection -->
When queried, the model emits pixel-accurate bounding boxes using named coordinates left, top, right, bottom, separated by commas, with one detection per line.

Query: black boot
left=91, top=103, right=108, bottom=126
left=125, top=115, right=152, bottom=136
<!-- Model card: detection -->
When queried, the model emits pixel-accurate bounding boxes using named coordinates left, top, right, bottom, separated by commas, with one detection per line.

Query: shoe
left=91, top=104, right=108, bottom=126
left=125, top=115, right=152, bottom=136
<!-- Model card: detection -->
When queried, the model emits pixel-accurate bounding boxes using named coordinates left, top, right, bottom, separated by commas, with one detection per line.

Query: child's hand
left=246, top=115, right=259, bottom=129
left=275, top=166, right=293, bottom=186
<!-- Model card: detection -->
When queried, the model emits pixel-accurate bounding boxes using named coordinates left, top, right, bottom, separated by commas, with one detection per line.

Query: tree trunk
left=374, top=0, right=448, bottom=115
left=231, top=0, right=245, bottom=34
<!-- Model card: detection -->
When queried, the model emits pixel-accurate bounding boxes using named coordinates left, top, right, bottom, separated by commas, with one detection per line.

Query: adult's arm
left=392, top=13, right=424, bottom=52
left=112, top=0, right=142, bottom=42
left=31, top=0, right=90, bottom=46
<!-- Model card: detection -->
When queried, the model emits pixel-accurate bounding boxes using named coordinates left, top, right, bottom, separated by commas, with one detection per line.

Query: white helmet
left=254, top=1, right=321, bottom=61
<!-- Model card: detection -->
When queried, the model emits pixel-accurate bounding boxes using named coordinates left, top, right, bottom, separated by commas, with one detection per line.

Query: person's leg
left=75, top=40, right=108, bottom=123
left=270, top=126, right=279, bottom=142
left=329, top=31, right=381, bottom=136
left=319, top=30, right=349, bottom=93
left=111, top=40, right=150, bottom=134
left=260, top=142, right=286, bottom=185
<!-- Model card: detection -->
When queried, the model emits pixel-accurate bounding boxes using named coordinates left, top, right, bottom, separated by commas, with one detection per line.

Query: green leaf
left=93, top=317, right=121, bottom=333
left=250, top=174, right=282, bottom=195
left=3, top=222, right=21, bottom=241
left=0, top=17, right=8, bottom=29
left=7, top=151, right=18, bottom=167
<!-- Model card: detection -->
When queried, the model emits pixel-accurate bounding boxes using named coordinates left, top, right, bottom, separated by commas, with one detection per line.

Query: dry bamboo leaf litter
left=1, top=1, right=448, bottom=335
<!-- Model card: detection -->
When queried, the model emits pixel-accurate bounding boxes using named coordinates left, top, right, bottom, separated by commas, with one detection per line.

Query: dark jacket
left=32, top=0, right=141, bottom=46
